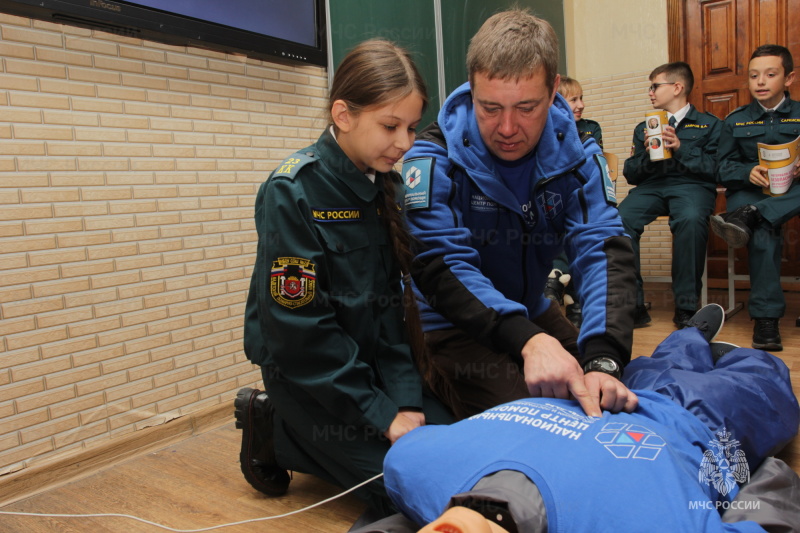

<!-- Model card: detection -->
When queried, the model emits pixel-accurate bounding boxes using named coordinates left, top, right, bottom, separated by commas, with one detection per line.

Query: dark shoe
left=685, top=303, right=725, bottom=343
left=709, top=341, right=740, bottom=363
left=234, top=388, right=290, bottom=496
left=673, top=308, right=695, bottom=329
left=544, top=269, right=566, bottom=305
left=566, top=302, right=583, bottom=328
left=709, top=205, right=760, bottom=248
left=634, top=305, right=651, bottom=328
left=752, top=318, right=783, bottom=351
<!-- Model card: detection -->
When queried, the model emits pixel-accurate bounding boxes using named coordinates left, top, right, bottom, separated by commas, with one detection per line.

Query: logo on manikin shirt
left=595, top=422, right=666, bottom=460
left=699, top=428, right=750, bottom=496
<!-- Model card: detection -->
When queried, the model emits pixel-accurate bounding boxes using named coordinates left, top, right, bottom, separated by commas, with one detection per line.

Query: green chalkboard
left=327, top=0, right=566, bottom=127
left=440, top=0, right=567, bottom=95
left=328, top=0, right=441, bottom=128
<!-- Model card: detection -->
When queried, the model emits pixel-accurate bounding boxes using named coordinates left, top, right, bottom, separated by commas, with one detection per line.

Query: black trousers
left=424, top=300, right=579, bottom=420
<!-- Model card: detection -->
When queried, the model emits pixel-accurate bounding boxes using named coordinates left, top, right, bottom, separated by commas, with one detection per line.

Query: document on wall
left=758, top=135, right=800, bottom=196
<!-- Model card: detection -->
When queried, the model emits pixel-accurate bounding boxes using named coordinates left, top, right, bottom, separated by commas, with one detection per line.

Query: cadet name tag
left=312, top=208, right=363, bottom=222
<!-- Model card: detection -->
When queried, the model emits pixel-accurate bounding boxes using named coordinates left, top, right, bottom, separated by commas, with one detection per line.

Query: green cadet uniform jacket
left=624, top=105, right=721, bottom=189
left=243, top=128, right=424, bottom=434
left=717, top=94, right=800, bottom=191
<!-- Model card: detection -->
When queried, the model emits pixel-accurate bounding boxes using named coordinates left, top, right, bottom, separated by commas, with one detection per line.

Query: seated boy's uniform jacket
left=401, top=85, right=635, bottom=369
left=623, top=104, right=721, bottom=189
left=717, top=93, right=800, bottom=192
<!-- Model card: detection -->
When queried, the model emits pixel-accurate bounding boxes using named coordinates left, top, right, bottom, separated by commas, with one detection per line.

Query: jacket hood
left=438, top=81, right=588, bottom=181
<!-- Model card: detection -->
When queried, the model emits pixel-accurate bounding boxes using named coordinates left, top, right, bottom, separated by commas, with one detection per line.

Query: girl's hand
left=384, top=409, right=425, bottom=444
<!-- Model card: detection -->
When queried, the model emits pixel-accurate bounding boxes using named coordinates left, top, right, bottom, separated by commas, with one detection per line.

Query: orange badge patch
left=270, top=257, right=316, bottom=308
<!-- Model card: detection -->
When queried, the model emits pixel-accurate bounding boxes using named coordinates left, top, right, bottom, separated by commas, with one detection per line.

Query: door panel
left=677, top=0, right=800, bottom=280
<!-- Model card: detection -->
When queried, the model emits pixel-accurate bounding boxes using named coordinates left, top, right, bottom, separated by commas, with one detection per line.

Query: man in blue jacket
left=402, top=9, right=637, bottom=419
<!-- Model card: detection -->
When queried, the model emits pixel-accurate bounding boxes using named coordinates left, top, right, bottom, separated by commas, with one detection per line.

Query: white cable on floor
left=0, top=472, right=384, bottom=532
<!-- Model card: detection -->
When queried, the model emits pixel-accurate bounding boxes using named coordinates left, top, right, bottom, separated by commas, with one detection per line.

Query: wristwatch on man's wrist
left=583, top=356, right=622, bottom=379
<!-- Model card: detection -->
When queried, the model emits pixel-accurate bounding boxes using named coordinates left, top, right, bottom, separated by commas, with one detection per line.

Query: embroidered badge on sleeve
left=402, top=156, right=433, bottom=210
left=270, top=257, right=316, bottom=308
left=594, top=153, right=617, bottom=206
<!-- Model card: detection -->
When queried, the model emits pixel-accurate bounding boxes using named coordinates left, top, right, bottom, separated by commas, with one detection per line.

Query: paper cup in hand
left=645, top=110, right=672, bottom=161
left=758, top=142, right=800, bottom=196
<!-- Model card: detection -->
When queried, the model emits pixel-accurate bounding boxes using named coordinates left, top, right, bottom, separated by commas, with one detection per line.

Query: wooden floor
left=1, top=286, right=799, bottom=533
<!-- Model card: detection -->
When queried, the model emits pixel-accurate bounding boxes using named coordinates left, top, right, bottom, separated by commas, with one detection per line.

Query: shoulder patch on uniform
left=403, top=156, right=434, bottom=211
left=311, top=207, right=363, bottom=222
left=270, top=257, right=316, bottom=308
left=272, top=151, right=317, bottom=180
left=724, top=105, right=749, bottom=120
left=594, top=153, right=617, bottom=206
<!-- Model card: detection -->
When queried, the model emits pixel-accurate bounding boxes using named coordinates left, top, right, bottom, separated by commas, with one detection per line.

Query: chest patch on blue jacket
left=537, top=190, right=563, bottom=221
left=470, top=193, right=500, bottom=213
left=403, top=157, right=433, bottom=210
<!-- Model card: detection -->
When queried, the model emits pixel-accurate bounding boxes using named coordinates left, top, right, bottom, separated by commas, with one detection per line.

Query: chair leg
left=724, top=245, right=744, bottom=319
left=701, top=249, right=708, bottom=307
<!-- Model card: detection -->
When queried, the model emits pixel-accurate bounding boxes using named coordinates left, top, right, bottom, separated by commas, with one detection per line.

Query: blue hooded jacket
left=402, top=82, right=635, bottom=366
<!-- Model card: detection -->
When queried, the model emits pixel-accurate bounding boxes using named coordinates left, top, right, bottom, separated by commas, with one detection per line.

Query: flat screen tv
left=0, top=0, right=327, bottom=67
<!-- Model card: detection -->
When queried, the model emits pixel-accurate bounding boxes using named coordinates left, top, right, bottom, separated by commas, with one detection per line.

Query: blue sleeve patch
left=402, top=157, right=434, bottom=211
left=594, top=153, right=617, bottom=206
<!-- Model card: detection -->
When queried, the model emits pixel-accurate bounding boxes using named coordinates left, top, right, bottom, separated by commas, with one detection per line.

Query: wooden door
left=671, top=0, right=800, bottom=280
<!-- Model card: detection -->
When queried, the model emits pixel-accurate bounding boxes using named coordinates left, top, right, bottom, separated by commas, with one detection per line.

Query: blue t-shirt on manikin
left=384, top=393, right=765, bottom=533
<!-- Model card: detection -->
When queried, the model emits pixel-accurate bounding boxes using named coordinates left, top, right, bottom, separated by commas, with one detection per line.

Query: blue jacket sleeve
left=564, top=148, right=636, bottom=364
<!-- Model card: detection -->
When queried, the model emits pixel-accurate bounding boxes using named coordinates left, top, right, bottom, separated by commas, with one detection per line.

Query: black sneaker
left=709, top=205, right=760, bottom=248
left=566, top=302, right=583, bottom=328
left=752, top=318, right=782, bottom=351
left=234, top=388, right=290, bottom=496
left=685, top=304, right=725, bottom=343
left=709, top=341, right=739, bottom=363
left=544, top=270, right=566, bottom=305
left=634, top=305, right=651, bottom=328
left=673, top=308, right=694, bottom=329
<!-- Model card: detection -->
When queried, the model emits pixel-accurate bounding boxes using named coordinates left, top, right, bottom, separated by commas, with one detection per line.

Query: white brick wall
left=0, top=13, right=327, bottom=473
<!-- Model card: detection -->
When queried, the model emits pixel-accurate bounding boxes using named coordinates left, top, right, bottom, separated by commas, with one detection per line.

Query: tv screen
left=0, top=0, right=327, bottom=67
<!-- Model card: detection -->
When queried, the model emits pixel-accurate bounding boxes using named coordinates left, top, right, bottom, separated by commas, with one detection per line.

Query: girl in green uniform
left=236, top=39, right=452, bottom=517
